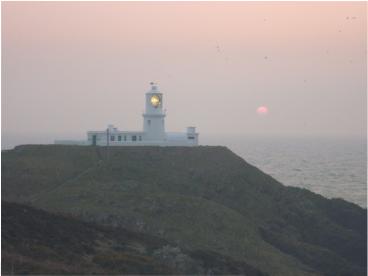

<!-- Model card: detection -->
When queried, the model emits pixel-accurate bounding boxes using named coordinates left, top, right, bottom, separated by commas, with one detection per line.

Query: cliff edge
left=2, top=145, right=366, bottom=275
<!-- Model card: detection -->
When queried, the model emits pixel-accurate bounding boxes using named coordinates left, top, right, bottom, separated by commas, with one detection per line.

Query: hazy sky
left=2, top=2, right=367, bottom=147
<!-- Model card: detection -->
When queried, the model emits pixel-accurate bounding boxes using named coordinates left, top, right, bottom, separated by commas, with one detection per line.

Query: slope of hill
left=2, top=145, right=366, bottom=275
left=2, top=201, right=266, bottom=275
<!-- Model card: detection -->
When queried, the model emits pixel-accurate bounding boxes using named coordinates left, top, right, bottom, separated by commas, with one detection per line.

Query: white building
left=55, top=83, right=199, bottom=146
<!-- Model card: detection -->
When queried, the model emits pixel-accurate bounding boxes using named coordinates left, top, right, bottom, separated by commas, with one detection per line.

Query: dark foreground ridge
left=2, top=145, right=367, bottom=275
left=2, top=201, right=265, bottom=275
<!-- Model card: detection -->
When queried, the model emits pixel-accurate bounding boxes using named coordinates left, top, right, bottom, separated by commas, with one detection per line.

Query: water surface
left=202, top=134, right=367, bottom=208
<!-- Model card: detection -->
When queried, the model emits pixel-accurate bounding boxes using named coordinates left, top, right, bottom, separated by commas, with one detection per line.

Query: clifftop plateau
left=2, top=145, right=366, bottom=275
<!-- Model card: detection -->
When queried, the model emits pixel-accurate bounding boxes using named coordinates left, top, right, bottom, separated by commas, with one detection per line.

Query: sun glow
left=257, top=106, right=268, bottom=115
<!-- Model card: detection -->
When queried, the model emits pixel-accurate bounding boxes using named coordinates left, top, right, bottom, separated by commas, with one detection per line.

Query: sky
left=1, top=2, right=367, bottom=148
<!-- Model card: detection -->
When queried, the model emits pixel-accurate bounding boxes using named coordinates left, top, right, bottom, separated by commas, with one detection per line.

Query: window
left=111, top=135, right=115, bottom=141
left=188, top=136, right=195, bottom=140
left=139, top=136, right=142, bottom=141
left=118, top=135, right=122, bottom=141
left=148, top=120, right=151, bottom=126
left=92, top=135, right=97, bottom=146
left=124, top=136, right=127, bottom=141
left=132, top=135, right=137, bottom=141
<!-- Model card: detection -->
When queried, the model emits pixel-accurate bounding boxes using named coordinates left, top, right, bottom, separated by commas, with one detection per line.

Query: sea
left=202, top=134, right=367, bottom=208
left=2, top=133, right=367, bottom=208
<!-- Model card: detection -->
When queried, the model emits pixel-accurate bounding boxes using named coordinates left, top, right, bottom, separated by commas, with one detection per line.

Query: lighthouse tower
left=56, top=82, right=198, bottom=146
left=143, top=82, right=166, bottom=141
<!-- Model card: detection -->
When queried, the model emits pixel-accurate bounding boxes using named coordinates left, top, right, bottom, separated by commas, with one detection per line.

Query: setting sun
left=257, top=106, right=268, bottom=115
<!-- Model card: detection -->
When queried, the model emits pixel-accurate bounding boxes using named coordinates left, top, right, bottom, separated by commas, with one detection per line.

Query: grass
left=2, top=145, right=366, bottom=275
left=2, top=201, right=266, bottom=275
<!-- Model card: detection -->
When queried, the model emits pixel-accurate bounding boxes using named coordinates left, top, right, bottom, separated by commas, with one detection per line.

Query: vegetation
left=2, top=145, right=366, bottom=275
left=2, top=201, right=265, bottom=275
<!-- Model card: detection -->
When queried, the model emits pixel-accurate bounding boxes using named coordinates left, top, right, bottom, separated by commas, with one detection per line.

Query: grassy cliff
left=2, top=201, right=265, bottom=275
left=2, top=145, right=366, bottom=275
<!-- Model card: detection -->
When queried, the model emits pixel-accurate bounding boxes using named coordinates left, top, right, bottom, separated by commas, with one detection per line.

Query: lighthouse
left=55, top=82, right=199, bottom=146
left=143, top=82, right=166, bottom=141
